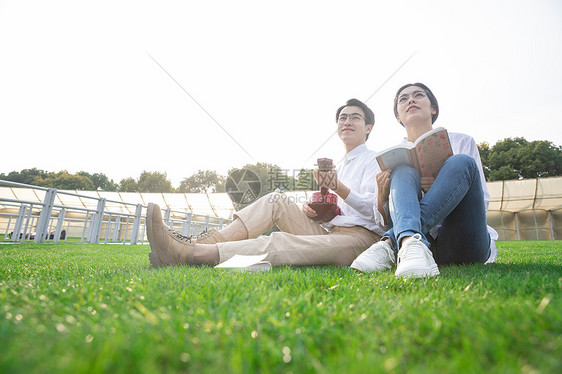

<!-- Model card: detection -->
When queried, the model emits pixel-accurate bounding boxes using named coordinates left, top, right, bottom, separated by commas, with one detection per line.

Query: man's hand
left=313, top=169, right=350, bottom=199
left=421, top=176, right=435, bottom=193
left=376, top=169, right=392, bottom=205
left=313, top=169, right=338, bottom=190
left=302, top=201, right=318, bottom=218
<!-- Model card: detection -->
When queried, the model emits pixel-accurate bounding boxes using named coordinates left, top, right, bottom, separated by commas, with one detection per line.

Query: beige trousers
left=217, top=193, right=380, bottom=266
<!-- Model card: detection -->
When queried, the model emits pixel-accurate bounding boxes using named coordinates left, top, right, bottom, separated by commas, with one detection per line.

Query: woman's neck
left=405, top=122, right=433, bottom=143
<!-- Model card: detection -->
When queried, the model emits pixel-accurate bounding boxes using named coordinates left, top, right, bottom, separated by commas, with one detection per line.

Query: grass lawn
left=0, top=241, right=560, bottom=373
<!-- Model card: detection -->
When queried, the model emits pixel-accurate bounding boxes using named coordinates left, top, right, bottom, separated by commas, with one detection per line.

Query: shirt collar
left=401, top=137, right=413, bottom=145
left=340, top=143, right=368, bottom=163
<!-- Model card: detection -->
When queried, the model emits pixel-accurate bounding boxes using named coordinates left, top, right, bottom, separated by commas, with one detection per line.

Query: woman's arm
left=451, top=133, right=490, bottom=209
left=376, top=169, right=392, bottom=224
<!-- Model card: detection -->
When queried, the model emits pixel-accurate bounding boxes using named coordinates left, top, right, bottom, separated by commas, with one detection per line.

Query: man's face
left=337, top=106, right=372, bottom=147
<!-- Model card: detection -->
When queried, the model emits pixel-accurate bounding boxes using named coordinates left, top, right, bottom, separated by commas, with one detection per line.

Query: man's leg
left=217, top=219, right=247, bottom=242
left=198, top=192, right=324, bottom=244
left=218, top=226, right=379, bottom=266
left=148, top=192, right=326, bottom=267
left=232, top=192, right=326, bottom=239
left=195, top=192, right=339, bottom=266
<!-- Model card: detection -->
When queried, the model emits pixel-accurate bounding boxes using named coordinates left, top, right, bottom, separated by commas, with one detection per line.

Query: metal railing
left=0, top=180, right=231, bottom=244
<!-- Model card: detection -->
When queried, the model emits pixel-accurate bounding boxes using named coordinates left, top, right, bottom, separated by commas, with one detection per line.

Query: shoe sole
left=350, top=263, right=366, bottom=273
left=350, top=262, right=392, bottom=273
left=146, top=203, right=162, bottom=268
left=395, top=263, right=439, bottom=278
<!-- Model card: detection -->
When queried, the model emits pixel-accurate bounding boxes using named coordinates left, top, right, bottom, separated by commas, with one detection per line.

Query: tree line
left=477, top=138, right=561, bottom=181
left=0, top=164, right=317, bottom=195
left=1, top=137, right=560, bottom=192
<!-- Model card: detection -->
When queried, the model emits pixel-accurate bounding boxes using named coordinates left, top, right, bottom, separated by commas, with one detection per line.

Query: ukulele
left=309, top=158, right=341, bottom=222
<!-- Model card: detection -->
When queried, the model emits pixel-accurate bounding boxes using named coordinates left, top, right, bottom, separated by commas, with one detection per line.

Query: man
left=147, top=98, right=385, bottom=268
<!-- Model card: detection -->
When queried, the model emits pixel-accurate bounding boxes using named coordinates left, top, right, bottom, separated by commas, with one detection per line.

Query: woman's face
left=395, top=85, right=436, bottom=126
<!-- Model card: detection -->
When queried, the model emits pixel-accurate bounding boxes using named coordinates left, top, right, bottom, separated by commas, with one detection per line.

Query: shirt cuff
left=374, top=206, right=387, bottom=230
left=343, top=189, right=362, bottom=210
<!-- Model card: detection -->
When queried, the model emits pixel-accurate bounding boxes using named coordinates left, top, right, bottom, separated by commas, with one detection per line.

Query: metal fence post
left=88, top=198, right=106, bottom=243
left=547, top=210, right=555, bottom=240
left=130, top=204, right=143, bottom=245
left=112, top=216, right=121, bottom=243
left=182, top=213, right=192, bottom=236
left=514, top=212, right=521, bottom=241
left=11, top=205, right=27, bottom=242
left=54, top=208, right=66, bottom=243
left=35, top=188, right=57, bottom=243
left=164, top=208, right=171, bottom=226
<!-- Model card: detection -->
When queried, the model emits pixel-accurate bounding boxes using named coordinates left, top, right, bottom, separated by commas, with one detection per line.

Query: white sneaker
left=350, top=241, right=396, bottom=273
left=395, top=234, right=439, bottom=278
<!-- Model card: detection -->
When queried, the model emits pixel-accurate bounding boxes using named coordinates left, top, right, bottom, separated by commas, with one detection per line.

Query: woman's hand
left=302, top=201, right=318, bottom=218
left=376, top=169, right=392, bottom=205
left=421, top=176, right=435, bottom=193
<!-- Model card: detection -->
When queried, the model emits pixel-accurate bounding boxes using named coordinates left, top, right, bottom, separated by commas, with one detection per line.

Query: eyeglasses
left=337, top=113, right=365, bottom=124
left=397, top=90, right=427, bottom=105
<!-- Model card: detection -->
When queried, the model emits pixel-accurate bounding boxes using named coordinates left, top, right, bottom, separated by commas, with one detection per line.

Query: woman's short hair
left=393, top=83, right=439, bottom=126
left=335, top=98, right=375, bottom=141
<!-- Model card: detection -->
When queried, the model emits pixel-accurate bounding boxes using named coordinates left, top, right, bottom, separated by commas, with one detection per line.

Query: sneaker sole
left=146, top=203, right=162, bottom=268
left=350, top=261, right=392, bottom=273
left=395, top=263, right=439, bottom=278
left=349, top=263, right=366, bottom=273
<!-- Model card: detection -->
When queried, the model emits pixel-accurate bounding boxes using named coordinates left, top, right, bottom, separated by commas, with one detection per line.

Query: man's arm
left=338, top=153, right=381, bottom=221
left=313, top=169, right=350, bottom=200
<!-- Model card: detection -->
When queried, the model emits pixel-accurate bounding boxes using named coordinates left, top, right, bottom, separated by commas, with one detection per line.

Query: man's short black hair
left=393, top=82, right=439, bottom=126
left=335, top=98, right=375, bottom=141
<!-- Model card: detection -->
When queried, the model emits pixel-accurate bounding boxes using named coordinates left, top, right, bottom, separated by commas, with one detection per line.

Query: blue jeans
left=384, top=154, right=490, bottom=265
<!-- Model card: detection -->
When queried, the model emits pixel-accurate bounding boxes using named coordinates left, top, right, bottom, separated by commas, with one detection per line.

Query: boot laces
left=168, top=228, right=194, bottom=243
left=194, top=229, right=214, bottom=240
left=168, top=228, right=214, bottom=243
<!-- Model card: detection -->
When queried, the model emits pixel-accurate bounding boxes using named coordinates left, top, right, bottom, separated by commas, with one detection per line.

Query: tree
left=178, top=170, right=226, bottom=193
left=477, top=142, right=491, bottom=181
left=225, top=163, right=292, bottom=210
left=77, top=171, right=118, bottom=191
left=484, top=138, right=562, bottom=181
left=0, top=168, right=50, bottom=185
left=229, top=162, right=296, bottom=195
left=137, top=171, right=173, bottom=193
left=34, top=171, right=95, bottom=190
left=294, top=168, right=318, bottom=191
left=118, top=177, right=138, bottom=192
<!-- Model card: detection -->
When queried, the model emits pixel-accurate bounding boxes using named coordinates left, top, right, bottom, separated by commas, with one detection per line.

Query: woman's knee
left=444, top=154, right=477, bottom=171
left=391, top=165, right=420, bottom=188
left=440, top=154, right=480, bottom=184
left=392, top=165, right=420, bottom=180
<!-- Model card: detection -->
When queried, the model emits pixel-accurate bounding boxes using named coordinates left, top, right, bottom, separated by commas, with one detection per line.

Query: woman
left=351, top=83, right=497, bottom=277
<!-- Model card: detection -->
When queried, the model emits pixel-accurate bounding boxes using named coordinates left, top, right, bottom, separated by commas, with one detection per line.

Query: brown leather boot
left=194, top=228, right=227, bottom=244
left=147, top=203, right=195, bottom=268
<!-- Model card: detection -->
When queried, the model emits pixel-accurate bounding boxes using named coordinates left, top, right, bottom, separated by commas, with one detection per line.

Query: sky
left=1, top=0, right=561, bottom=187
